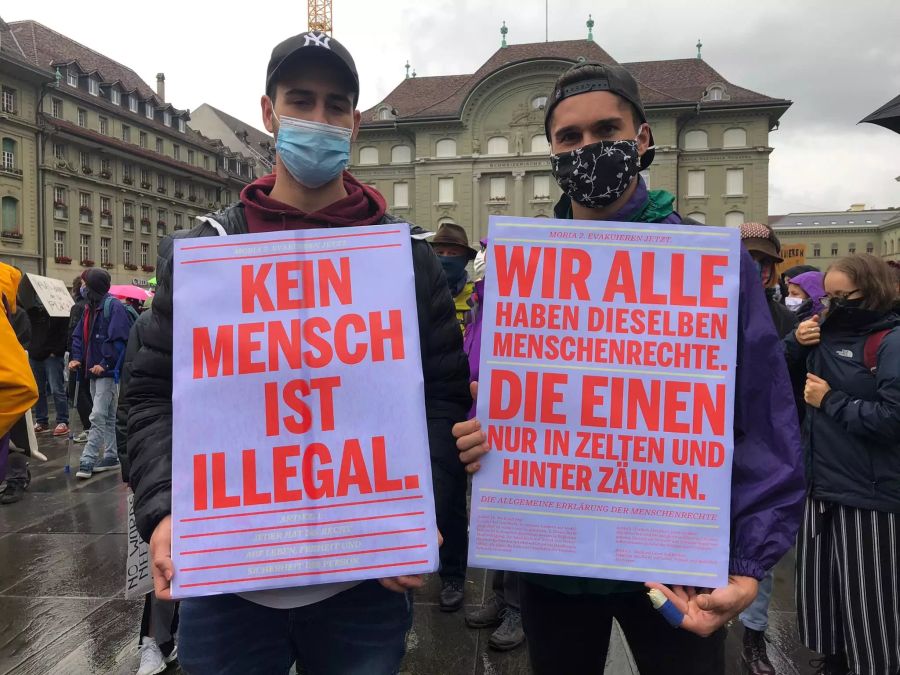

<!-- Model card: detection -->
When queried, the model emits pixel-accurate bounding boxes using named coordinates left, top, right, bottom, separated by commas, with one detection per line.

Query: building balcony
left=0, top=166, right=23, bottom=178
left=1, top=230, right=23, bottom=241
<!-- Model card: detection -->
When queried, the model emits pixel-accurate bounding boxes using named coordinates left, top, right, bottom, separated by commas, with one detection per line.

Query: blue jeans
left=30, top=356, right=69, bottom=425
left=740, top=569, right=774, bottom=632
left=178, top=581, right=412, bottom=675
left=79, top=377, right=117, bottom=466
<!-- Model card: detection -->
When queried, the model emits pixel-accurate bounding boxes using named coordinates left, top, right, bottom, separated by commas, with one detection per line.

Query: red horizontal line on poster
left=180, top=243, right=401, bottom=265
left=181, top=543, right=428, bottom=573
left=180, top=494, right=424, bottom=524
left=179, top=510, right=426, bottom=539
left=180, top=559, right=430, bottom=589
left=181, top=527, right=427, bottom=556
left=180, top=229, right=402, bottom=251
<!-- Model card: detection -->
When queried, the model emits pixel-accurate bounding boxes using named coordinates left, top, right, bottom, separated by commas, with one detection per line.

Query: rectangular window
left=140, top=168, right=151, bottom=186
left=77, top=108, right=87, bottom=127
left=393, top=182, right=409, bottom=208
left=54, top=186, right=66, bottom=205
left=813, top=244, right=821, bottom=257
left=726, top=169, right=744, bottom=196
left=80, top=152, right=90, bottom=171
left=80, top=234, right=91, bottom=261
left=848, top=243, right=856, bottom=254
left=140, top=242, right=149, bottom=266
left=111, top=88, right=120, bottom=106
left=205, top=187, right=214, bottom=203
left=438, top=178, right=454, bottom=203
left=157, top=174, right=166, bottom=192
left=79, top=192, right=91, bottom=208
left=122, top=125, right=131, bottom=143
left=51, top=98, right=63, bottom=118
left=867, top=242, right=874, bottom=254
left=187, top=150, right=195, bottom=165
left=100, top=196, right=111, bottom=227
left=156, top=137, right=164, bottom=154
left=100, top=236, right=110, bottom=265
left=2, top=145, right=14, bottom=170
left=178, top=118, right=186, bottom=133
left=139, top=132, right=147, bottom=149
left=79, top=192, right=92, bottom=223
left=203, top=155, right=209, bottom=170
left=100, top=158, right=111, bottom=176
left=123, top=240, right=133, bottom=265
left=88, top=78, right=99, bottom=96
left=124, top=202, right=133, bottom=218
left=831, top=243, right=839, bottom=256
left=533, top=175, right=551, bottom=199
left=54, top=143, right=66, bottom=160
left=174, top=212, right=183, bottom=230
left=490, top=176, right=507, bottom=201
left=687, top=170, right=705, bottom=197
left=173, top=144, right=180, bottom=161
left=67, top=69, right=78, bottom=87
left=123, top=163, right=132, bottom=181
left=54, top=230, right=66, bottom=258
left=1, top=87, right=16, bottom=113
left=145, top=104, right=154, bottom=120
left=129, top=96, right=138, bottom=113
left=157, top=208, right=166, bottom=224
left=163, top=111, right=172, bottom=127
left=99, top=116, right=108, bottom=135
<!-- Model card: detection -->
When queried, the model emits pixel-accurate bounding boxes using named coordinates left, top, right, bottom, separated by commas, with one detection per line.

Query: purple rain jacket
left=466, top=178, right=805, bottom=593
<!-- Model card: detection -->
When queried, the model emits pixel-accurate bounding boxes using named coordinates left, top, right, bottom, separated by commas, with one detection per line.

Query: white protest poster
left=125, top=492, right=153, bottom=599
left=25, top=273, right=74, bottom=317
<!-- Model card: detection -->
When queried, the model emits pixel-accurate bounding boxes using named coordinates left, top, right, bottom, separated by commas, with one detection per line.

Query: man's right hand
left=68, top=360, right=80, bottom=370
left=150, top=515, right=175, bottom=600
left=453, top=382, right=490, bottom=474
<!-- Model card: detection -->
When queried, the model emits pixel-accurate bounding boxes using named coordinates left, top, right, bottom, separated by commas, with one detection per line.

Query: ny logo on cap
left=303, top=32, right=332, bottom=49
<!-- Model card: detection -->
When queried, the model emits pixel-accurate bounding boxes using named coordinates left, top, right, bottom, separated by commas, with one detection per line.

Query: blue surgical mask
left=79, top=285, right=88, bottom=299
left=275, top=115, right=352, bottom=188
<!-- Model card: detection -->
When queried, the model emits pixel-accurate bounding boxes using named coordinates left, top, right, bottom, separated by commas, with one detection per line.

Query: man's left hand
left=644, top=576, right=758, bottom=637
left=804, top=373, right=831, bottom=408
left=89, top=364, right=105, bottom=376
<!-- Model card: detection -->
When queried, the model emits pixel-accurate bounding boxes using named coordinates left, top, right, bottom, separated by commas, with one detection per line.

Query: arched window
left=358, top=146, right=379, bottom=165
left=391, top=145, right=411, bottom=164
left=724, top=211, right=745, bottom=228
left=378, top=107, right=393, bottom=121
left=684, top=130, right=708, bottom=150
left=530, top=134, right=550, bottom=153
left=1, top=196, right=19, bottom=232
left=487, top=136, right=509, bottom=155
left=1, top=138, right=16, bottom=171
left=686, top=212, right=706, bottom=224
left=435, top=138, right=457, bottom=158
left=723, top=128, right=747, bottom=148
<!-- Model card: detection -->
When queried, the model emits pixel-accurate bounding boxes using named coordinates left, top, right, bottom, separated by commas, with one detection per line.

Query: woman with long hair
left=786, top=254, right=900, bottom=675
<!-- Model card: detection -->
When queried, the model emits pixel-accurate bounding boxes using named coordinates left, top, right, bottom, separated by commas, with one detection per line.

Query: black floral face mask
left=550, top=137, right=642, bottom=209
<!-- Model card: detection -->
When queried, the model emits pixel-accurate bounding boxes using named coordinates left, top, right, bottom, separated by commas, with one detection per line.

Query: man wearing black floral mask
left=454, top=62, right=806, bottom=674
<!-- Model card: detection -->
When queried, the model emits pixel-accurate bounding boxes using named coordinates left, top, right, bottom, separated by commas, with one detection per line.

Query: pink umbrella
left=109, top=284, right=151, bottom=301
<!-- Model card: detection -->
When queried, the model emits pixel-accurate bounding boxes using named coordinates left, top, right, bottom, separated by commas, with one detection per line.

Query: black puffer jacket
left=785, top=310, right=900, bottom=512
left=126, top=204, right=472, bottom=541
left=116, top=310, right=152, bottom=483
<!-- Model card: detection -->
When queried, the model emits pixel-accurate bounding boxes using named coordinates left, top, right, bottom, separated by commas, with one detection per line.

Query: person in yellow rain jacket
left=1, top=263, right=38, bottom=484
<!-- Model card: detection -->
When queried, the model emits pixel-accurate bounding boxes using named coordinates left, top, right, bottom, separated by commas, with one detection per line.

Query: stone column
left=472, top=173, right=482, bottom=241
left=513, top=171, right=525, bottom=216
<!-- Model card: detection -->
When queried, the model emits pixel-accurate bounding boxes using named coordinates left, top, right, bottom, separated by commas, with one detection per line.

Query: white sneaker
left=136, top=637, right=167, bottom=675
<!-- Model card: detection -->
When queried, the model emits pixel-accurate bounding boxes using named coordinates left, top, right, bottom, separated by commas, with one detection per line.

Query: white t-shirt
left=238, top=581, right=359, bottom=609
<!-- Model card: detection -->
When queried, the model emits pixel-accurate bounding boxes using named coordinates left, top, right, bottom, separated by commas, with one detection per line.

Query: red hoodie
left=239, top=171, right=387, bottom=232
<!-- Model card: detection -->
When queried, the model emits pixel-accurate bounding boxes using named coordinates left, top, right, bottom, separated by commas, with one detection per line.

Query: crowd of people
left=1, top=28, right=899, bottom=675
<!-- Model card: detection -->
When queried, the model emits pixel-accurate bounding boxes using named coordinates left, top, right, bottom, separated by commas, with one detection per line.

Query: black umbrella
left=860, top=93, right=900, bottom=134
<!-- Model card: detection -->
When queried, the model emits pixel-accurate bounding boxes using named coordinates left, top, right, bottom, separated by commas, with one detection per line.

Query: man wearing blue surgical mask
left=125, top=31, right=471, bottom=675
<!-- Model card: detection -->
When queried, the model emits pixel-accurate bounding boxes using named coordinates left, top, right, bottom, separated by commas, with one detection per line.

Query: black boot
left=741, top=627, right=775, bottom=675
left=809, top=653, right=849, bottom=675
left=439, top=579, right=464, bottom=612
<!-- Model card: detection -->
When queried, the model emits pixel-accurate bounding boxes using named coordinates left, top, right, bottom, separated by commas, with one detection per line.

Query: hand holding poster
left=469, top=216, right=741, bottom=588
left=24, top=273, right=74, bottom=317
left=170, top=225, right=438, bottom=598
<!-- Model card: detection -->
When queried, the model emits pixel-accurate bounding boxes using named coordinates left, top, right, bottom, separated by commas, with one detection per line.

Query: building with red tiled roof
left=0, top=18, right=264, bottom=281
left=351, top=25, right=790, bottom=242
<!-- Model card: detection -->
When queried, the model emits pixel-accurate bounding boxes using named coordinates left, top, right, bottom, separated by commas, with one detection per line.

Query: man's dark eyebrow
left=554, top=116, right=624, bottom=139
left=281, top=88, right=352, bottom=105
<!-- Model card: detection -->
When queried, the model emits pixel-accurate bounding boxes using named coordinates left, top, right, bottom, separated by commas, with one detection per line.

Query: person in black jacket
left=115, top=311, right=180, bottom=675
left=786, top=253, right=900, bottom=675
left=27, top=302, right=70, bottom=436
left=67, top=275, right=92, bottom=442
left=125, top=30, right=471, bottom=675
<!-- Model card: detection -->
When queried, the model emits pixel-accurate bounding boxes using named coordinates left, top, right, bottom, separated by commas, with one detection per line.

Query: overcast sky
left=9, top=0, right=900, bottom=215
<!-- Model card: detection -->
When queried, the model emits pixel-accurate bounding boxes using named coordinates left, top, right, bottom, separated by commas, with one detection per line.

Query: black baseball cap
left=544, top=61, right=655, bottom=170
left=266, top=31, right=360, bottom=105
